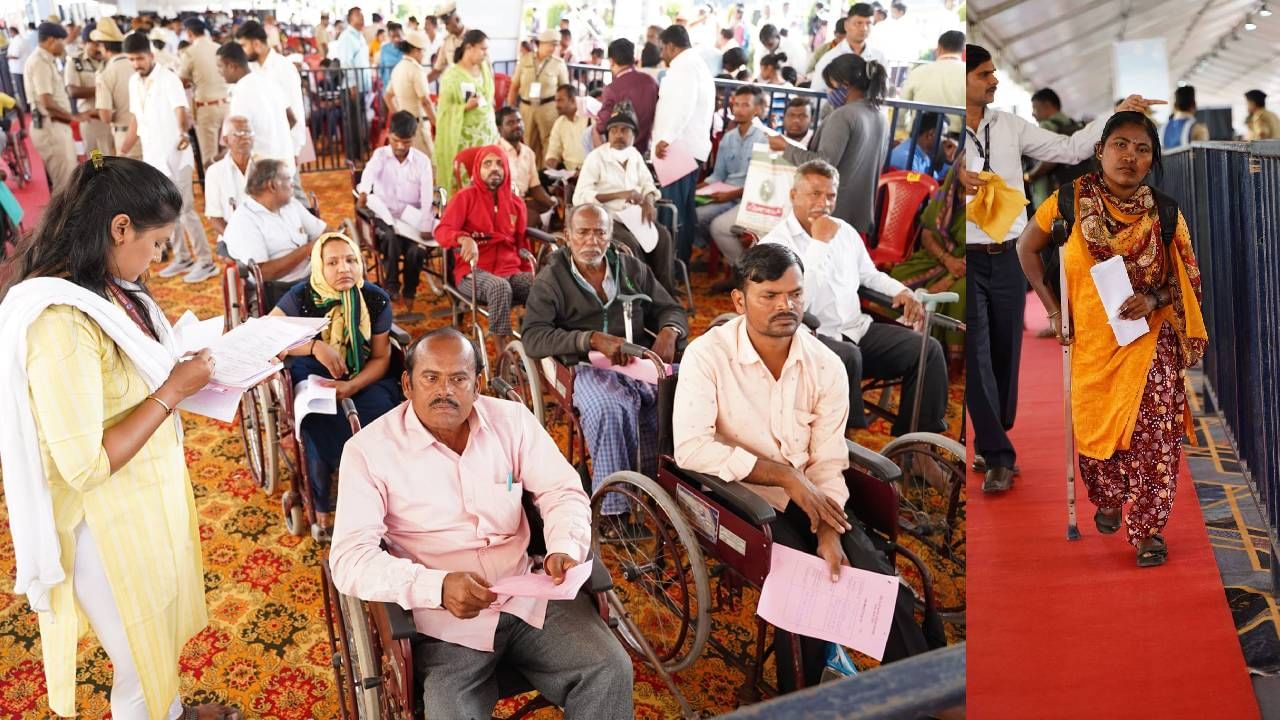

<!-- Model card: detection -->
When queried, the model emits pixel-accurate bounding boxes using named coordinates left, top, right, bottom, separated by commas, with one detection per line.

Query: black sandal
left=1094, top=508, right=1122, bottom=535
left=1137, top=535, right=1168, bottom=567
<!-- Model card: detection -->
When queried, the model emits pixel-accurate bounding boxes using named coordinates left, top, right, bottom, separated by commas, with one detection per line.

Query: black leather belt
left=966, top=242, right=1013, bottom=254
left=519, top=96, right=556, bottom=105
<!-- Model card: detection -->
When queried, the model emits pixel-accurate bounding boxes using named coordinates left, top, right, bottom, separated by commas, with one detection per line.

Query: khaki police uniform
left=63, top=49, right=113, bottom=155
left=96, top=54, right=142, bottom=160
left=433, top=30, right=463, bottom=77
left=512, top=52, right=569, bottom=165
left=24, top=46, right=77, bottom=190
left=178, top=35, right=228, bottom=168
left=389, top=56, right=435, bottom=157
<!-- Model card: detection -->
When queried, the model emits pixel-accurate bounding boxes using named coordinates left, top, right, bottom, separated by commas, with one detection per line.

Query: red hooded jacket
left=434, top=145, right=533, bottom=285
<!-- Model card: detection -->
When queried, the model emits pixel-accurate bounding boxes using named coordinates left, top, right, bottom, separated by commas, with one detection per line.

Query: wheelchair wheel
left=591, top=471, right=711, bottom=673
left=337, top=589, right=384, bottom=719
left=880, top=432, right=966, bottom=623
left=245, top=382, right=280, bottom=495
left=321, top=565, right=362, bottom=720
left=497, top=340, right=545, bottom=426
left=238, top=390, right=268, bottom=491
left=281, top=490, right=306, bottom=537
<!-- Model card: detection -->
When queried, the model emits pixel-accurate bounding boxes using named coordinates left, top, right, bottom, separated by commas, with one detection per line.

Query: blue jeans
left=660, top=168, right=700, bottom=265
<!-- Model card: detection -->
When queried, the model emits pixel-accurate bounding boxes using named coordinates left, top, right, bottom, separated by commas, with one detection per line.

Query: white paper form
left=172, top=311, right=225, bottom=356
left=178, top=382, right=249, bottom=423
left=614, top=204, right=659, bottom=252
left=292, top=375, right=337, bottom=440
left=208, top=316, right=328, bottom=386
left=1089, top=255, right=1149, bottom=346
left=756, top=543, right=900, bottom=661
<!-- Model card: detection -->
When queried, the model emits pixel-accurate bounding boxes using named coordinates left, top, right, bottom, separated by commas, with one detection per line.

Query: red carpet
left=967, top=295, right=1259, bottom=719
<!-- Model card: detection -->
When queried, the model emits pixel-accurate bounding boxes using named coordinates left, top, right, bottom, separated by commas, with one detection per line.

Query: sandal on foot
left=1137, top=535, right=1168, bottom=567
left=1094, top=508, right=1122, bottom=535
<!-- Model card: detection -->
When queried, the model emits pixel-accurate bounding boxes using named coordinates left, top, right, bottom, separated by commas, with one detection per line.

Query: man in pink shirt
left=673, top=243, right=932, bottom=692
left=329, top=328, right=633, bottom=718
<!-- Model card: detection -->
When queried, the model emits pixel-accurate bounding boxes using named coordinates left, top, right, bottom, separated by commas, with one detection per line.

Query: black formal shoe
left=972, top=454, right=1020, bottom=475
left=982, top=465, right=1015, bottom=493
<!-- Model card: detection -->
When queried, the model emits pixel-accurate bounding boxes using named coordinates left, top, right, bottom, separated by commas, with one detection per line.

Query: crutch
left=1060, top=243, right=1080, bottom=540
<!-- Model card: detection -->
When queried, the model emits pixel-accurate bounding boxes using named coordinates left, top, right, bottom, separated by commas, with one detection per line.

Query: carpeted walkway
left=0, top=152, right=965, bottom=718
left=966, top=294, right=1259, bottom=718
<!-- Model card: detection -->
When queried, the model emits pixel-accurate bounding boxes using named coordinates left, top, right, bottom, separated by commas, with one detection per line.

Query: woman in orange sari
left=1017, top=111, right=1207, bottom=567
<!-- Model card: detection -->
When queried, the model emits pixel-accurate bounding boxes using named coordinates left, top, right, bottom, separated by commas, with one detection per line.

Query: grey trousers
left=412, top=594, right=634, bottom=720
left=169, top=167, right=213, bottom=266
left=818, top=321, right=948, bottom=436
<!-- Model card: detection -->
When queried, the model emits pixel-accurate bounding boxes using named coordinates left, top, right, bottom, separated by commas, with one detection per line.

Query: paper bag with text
left=735, top=143, right=797, bottom=236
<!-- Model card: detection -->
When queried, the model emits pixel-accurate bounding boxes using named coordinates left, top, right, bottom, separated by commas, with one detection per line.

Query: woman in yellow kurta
left=0, top=155, right=239, bottom=719
left=1017, top=111, right=1207, bottom=567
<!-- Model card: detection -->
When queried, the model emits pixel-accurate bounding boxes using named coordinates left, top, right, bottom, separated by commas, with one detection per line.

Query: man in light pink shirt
left=356, top=111, right=435, bottom=303
left=673, top=243, right=931, bottom=692
left=330, top=328, right=633, bottom=718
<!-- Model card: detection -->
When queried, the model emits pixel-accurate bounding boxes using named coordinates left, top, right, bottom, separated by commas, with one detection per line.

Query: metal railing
left=1160, top=140, right=1280, bottom=592
left=714, top=643, right=965, bottom=719
left=300, top=65, right=379, bottom=172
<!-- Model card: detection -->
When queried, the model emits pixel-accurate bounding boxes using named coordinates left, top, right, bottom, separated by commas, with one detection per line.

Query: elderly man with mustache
left=520, top=202, right=689, bottom=534
left=328, top=326, right=634, bottom=719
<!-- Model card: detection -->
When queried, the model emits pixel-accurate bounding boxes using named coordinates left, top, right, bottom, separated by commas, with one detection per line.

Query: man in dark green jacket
left=521, top=202, right=687, bottom=520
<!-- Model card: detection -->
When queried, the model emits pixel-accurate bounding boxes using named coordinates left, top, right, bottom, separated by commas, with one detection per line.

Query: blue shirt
left=379, top=43, right=404, bottom=87
left=707, top=121, right=769, bottom=187
left=889, top=141, right=947, bottom=180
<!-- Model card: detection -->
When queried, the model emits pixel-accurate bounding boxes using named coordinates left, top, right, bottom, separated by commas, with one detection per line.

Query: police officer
left=64, top=25, right=113, bottom=155
left=386, top=29, right=436, bottom=157
left=24, top=22, right=79, bottom=190
left=92, top=18, right=142, bottom=160
left=177, top=17, right=227, bottom=170
left=506, top=29, right=569, bottom=166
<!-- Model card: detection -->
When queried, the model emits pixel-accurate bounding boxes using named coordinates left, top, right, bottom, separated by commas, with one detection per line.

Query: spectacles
left=229, top=130, right=254, bottom=138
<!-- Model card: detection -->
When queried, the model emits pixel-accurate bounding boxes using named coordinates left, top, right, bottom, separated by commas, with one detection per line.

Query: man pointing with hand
left=963, top=43, right=1165, bottom=493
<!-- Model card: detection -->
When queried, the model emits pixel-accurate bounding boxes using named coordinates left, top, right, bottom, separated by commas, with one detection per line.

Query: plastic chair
left=871, top=170, right=939, bottom=270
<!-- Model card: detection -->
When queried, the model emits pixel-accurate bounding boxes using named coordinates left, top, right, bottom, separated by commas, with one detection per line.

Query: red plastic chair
left=871, top=170, right=939, bottom=270
left=493, top=73, right=512, bottom=109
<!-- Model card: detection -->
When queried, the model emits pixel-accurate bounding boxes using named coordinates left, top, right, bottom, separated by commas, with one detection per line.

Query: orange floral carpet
left=0, top=171, right=965, bottom=719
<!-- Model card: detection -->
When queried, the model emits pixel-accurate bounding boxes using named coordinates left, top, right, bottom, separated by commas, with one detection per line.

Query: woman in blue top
left=271, top=232, right=401, bottom=540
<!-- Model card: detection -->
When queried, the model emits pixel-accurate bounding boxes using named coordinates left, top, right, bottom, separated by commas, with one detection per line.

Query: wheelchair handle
left=625, top=345, right=669, bottom=381
left=489, top=375, right=522, bottom=403
left=915, top=289, right=959, bottom=311
left=341, top=397, right=358, bottom=420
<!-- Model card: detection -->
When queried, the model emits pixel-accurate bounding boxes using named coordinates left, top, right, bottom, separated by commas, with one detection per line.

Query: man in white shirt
left=356, top=111, right=435, bottom=302
left=216, top=41, right=303, bottom=201
left=753, top=23, right=809, bottom=81
left=119, top=31, right=216, bottom=283
left=810, top=3, right=886, bottom=94
left=900, top=30, right=965, bottom=129
left=573, top=102, right=675, bottom=294
left=961, top=43, right=1161, bottom=492
left=652, top=24, right=715, bottom=267
left=761, top=159, right=946, bottom=436
left=223, top=158, right=327, bottom=301
left=673, top=241, right=931, bottom=692
left=235, top=20, right=307, bottom=160
left=6, top=27, right=25, bottom=106
left=204, top=116, right=254, bottom=236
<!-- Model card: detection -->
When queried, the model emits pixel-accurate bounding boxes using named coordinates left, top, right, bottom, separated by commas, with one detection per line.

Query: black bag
left=1045, top=117, right=1095, bottom=189
left=1043, top=180, right=1179, bottom=303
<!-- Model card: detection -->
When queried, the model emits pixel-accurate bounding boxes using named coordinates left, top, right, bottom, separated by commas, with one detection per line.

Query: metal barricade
left=299, top=65, right=380, bottom=172
left=1160, top=140, right=1280, bottom=592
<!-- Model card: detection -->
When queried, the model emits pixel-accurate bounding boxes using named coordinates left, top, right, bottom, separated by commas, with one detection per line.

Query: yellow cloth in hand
left=967, top=171, right=1030, bottom=242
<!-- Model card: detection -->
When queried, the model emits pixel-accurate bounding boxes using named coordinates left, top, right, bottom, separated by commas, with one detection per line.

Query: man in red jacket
left=435, top=145, right=535, bottom=350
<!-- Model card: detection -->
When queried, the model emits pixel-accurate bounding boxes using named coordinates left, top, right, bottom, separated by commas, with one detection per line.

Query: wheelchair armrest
left=587, top=557, right=613, bottom=593
left=373, top=600, right=418, bottom=640
left=668, top=463, right=776, bottom=526
left=858, top=287, right=896, bottom=309
left=802, top=311, right=821, bottom=331
left=554, top=353, right=584, bottom=368
left=526, top=227, right=557, bottom=247
left=846, top=439, right=903, bottom=485
left=389, top=323, right=412, bottom=347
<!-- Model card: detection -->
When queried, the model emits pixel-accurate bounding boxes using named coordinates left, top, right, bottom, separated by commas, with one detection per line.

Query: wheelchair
left=321, top=379, right=694, bottom=720
left=588, top=369, right=941, bottom=707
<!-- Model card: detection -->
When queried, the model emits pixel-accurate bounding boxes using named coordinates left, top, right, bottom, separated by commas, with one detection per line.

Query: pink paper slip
left=587, top=351, right=672, bottom=384
left=757, top=543, right=899, bottom=661
left=488, top=560, right=593, bottom=600
left=695, top=181, right=738, bottom=196
left=654, top=140, right=699, bottom=187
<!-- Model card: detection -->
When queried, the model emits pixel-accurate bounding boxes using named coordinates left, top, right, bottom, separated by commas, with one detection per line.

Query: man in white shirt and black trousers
left=961, top=44, right=1163, bottom=492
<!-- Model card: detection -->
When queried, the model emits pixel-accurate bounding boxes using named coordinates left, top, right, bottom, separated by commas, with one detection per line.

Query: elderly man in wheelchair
left=520, top=202, right=688, bottom=533
left=760, top=159, right=949, bottom=436
left=673, top=243, right=933, bottom=692
left=329, top=327, right=634, bottom=719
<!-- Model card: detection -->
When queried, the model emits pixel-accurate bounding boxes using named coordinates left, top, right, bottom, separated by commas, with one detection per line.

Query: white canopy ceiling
left=967, top=0, right=1280, bottom=123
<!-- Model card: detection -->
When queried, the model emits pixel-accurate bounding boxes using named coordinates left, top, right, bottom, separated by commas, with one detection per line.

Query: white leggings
left=73, top=522, right=184, bottom=720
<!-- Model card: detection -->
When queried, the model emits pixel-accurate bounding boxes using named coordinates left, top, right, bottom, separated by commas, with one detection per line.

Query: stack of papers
left=292, top=375, right=337, bottom=440
left=366, top=195, right=429, bottom=239
left=172, top=311, right=330, bottom=422
left=1088, top=255, right=1149, bottom=346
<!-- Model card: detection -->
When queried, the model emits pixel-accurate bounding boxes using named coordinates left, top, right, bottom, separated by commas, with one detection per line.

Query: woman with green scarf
left=270, top=232, right=401, bottom=540
left=891, top=161, right=966, bottom=370
left=434, top=29, right=499, bottom=195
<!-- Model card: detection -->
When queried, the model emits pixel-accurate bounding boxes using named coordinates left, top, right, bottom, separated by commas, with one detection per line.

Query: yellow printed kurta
left=25, top=305, right=206, bottom=719
left=1034, top=188, right=1207, bottom=459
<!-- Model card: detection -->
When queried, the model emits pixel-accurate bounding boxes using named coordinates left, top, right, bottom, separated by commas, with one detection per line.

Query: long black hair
left=3, top=155, right=182, bottom=338
left=1097, top=110, right=1164, bottom=186
left=823, top=53, right=887, bottom=108
left=454, top=29, right=487, bottom=64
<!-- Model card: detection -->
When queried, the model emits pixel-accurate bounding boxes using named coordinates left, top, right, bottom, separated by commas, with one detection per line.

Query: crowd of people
left=0, top=4, right=970, bottom=720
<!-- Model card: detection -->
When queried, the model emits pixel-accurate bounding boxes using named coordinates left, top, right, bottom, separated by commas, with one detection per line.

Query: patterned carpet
left=0, top=170, right=965, bottom=718
left=1184, top=369, right=1280, bottom=677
